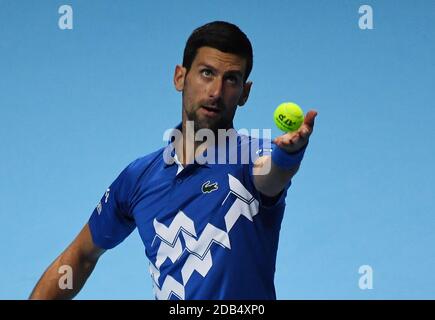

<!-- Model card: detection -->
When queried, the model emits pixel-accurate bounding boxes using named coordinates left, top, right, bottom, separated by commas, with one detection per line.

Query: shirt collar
left=163, top=122, right=213, bottom=169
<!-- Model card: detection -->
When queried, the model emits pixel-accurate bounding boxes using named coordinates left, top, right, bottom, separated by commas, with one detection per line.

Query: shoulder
left=121, top=147, right=165, bottom=181
left=125, top=147, right=165, bottom=174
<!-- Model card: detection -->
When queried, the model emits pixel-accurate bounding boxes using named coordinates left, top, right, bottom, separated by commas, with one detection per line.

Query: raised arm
left=253, top=110, right=317, bottom=197
left=29, top=223, right=105, bottom=300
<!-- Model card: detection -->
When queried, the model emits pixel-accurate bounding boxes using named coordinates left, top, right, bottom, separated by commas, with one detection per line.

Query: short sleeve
left=88, top=162, right=137, bottom=249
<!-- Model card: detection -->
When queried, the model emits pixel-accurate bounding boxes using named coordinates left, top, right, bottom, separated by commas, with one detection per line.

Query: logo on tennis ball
left=273, top=102, right=304, bottom=132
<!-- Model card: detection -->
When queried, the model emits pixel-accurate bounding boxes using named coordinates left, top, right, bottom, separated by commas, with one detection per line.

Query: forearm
left=255, top=109, right=317, bottom=197
left=30, top=224, right=104, bottom=300
left=253, top=155, right=300, bottom=197
left=29, top=248, right=98, bottom=300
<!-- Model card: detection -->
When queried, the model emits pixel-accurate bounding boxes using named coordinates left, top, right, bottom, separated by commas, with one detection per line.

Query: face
left=174, top=47, right=252, bottom=133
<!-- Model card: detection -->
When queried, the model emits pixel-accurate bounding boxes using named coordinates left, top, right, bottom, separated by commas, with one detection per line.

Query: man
left=30, top=21, right=317, bottom=300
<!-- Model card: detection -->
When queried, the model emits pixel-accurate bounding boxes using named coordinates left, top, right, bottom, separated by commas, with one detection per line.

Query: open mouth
left=201, top=105, right=221, bottom=116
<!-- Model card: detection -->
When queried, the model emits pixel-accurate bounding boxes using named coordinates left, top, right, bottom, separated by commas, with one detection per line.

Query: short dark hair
left=182, top=21, right=253, bottom=82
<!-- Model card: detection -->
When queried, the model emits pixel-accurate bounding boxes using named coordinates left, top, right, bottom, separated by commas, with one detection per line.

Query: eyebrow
left=199, top=64, right=243, bottom=78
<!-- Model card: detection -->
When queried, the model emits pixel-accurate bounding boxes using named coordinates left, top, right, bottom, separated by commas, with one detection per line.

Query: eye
left=201, top=69, right=213, bottom=78
left=226, top=75, right=239, bottom=85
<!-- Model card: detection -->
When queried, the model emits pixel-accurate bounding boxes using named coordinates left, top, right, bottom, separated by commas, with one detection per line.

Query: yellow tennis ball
left=273, top=102, right=304, bottom=132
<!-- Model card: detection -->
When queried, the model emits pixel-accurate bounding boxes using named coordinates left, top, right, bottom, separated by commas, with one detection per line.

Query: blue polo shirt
left=88, top=130, right=292, bottom=300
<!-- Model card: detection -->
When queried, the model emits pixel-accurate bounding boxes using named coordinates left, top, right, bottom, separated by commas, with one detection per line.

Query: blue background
left=1, top=0, right=434, bottom=299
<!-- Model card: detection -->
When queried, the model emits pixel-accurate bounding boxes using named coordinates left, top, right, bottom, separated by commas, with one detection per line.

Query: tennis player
left=30, top=21, right=317, bottom=300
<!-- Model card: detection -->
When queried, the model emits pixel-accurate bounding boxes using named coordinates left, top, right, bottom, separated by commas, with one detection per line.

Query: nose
left=207, top=77, right=223, bottom=102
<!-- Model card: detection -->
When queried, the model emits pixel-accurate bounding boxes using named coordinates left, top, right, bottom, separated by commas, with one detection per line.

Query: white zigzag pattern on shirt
left=152, top=211, right=197, bottom=269
left=151, top=218, right=231, bottom=285
left=152, top=273, right=185, bottom=300
left=150, top=173, right=259, bottom=300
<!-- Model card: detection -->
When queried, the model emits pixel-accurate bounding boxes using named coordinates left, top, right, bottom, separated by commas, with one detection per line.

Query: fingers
left=281, top=133, right=299, bottom=145
left=296, top=110, right=318, bottom=139
left=273, top=110, right=317, bottom=152
left=299, top=126, right=310, bottom=139
left=304, top=110, right=318, bottom=129
left=274, top=130, right=304, bottom=147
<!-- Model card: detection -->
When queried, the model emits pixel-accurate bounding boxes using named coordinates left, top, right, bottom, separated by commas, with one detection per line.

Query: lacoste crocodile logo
left=201, top=181, right=218, bottom=194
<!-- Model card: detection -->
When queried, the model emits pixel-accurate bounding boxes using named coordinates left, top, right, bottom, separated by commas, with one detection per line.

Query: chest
left=130, top=164, right=255, bottom=261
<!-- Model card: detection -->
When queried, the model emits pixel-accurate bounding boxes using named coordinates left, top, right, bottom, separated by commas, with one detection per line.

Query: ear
left=238, top=81, right=252, bottom=106
left=174, top=65, right=187, bottom=92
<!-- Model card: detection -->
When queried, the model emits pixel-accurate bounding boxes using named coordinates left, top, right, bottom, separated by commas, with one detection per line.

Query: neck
left=175, top=116, right=234, bottom=166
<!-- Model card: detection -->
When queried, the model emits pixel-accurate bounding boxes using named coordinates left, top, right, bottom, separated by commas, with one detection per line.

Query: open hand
left=273, top=110, right=318, bottom=153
